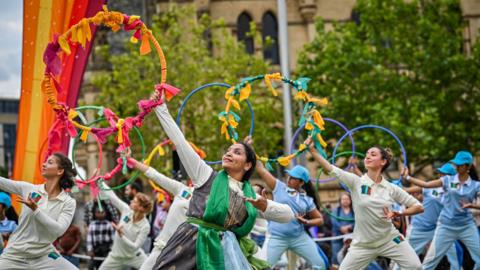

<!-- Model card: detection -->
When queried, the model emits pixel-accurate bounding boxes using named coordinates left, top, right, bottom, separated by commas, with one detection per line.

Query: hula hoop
left=72, top=106, right=147, bottom=190
left=332, top=124, right=408, bottom=182
left=176, top=83, right=255, bottom=165
left=289, top=118, right=355, bottom=183
left=290, top=118, right=355, bottom=158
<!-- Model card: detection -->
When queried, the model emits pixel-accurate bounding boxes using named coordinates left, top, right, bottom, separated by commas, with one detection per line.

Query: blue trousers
left=267, top=232, right=327, bottom=270
left=408, top=226, right=460, bottom=269
left=423, top=222, right=480, bottom=270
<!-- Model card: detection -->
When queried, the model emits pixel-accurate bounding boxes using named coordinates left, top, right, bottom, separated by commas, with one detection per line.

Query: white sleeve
left=34, top=198, right=76, bottom=238
left=120, top=221, right=150, bottom=250
left=144, top=167, right=187, bottom=197
left=328, top=166, right=360, bottom=190
left=392, top=185, right=421, bottom=207
left=154, top=104, right=213, bottom=188
left=0, top=176, right=33, bottom=196
left=100, top=182, right=130, bottom=214
left=258, top=199, right=295, bottom=223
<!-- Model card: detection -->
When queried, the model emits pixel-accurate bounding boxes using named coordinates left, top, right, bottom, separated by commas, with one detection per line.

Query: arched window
left=237, top=12, right=254, bottom=54
left=262, top=12, right=279, bottom=64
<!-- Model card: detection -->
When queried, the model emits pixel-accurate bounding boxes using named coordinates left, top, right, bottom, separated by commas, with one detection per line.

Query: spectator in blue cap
left=254, top=157, right=328, bottom=269
left=404, top=151, right=480, bottom=270
left=0, top=192, right=17, bottom=254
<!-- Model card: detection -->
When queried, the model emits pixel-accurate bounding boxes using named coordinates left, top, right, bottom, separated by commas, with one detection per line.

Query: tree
left=91, top=5, right=284, bottom=174
left=297, top=0, right=480, bottom=173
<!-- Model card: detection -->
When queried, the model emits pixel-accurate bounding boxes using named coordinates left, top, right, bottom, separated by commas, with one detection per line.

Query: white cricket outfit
left=99, top=182, right=150, bottom=270
left=328, top=166, right=422, bottom=270
left=139, top=168, right=193, bottom=270
left=0, top=177, right=77, bottom=270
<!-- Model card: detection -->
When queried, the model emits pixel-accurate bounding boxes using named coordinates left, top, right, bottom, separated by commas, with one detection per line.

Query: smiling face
left=364, top=147, right=387, bottom=172
left=221, top=143, right=252, bottom=175
left=41, top=155, right=64, bottom=179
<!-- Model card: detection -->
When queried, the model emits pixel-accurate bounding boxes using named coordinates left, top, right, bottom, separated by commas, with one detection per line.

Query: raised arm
left=99, top=181, right=130, bottom=214
left=0, top=176, right=33, bottom=196
left=34, top=199, right=76, bottom=239
left=154, top=103, right=213, bottom=188
left=255, top=161, right=277, bottom=190
left=391, top=185, right=424, bottom=217
left=403, top=186, right=423, bottom=194
left=260, top=199, right=295, bottom=223
left=130, top=158, right=187, bottom=196
left=402, top=168, right=442, bottom=188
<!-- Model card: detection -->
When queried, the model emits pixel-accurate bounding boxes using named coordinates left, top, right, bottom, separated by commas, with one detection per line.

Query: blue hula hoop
left=290, top=118, right=356, bottom=184
left=176, top=82, right=255, bottom=165
left=332, top=124, right=408, bottom=185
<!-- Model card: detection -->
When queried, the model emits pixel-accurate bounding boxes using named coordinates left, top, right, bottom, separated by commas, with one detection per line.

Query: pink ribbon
left=43, top=34, right=62, bottom=76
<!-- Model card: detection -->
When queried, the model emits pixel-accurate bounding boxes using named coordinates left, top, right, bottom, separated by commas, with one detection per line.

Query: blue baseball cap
left=285, top=165, right=310, bottom=183
left=436, top=163, right=457, bottom=176
left=450, top=151, right=473, bottom=166
left=0, top=192, right=11, bottom=209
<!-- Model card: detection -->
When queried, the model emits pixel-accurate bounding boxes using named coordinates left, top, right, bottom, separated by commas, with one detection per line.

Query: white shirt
left=0, top=177, right=76, bottom=259
left=144, top=168, right=192, bottom=250
left=329, top=166, right=420, bottom=247
left=154, top=104, right=295, bottom=223
left=100, top=182, right=150, bottom=258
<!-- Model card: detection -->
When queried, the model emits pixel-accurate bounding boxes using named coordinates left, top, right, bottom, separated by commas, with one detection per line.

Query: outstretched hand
left=243, top=135, right=253, bottom=147
left=383, top=207, right=402, bottom=220
left=243, top=189, right=268, bottom=212
left=17, top=197, right=38, bottom=211
left=303, top=136, right=314, bottom=152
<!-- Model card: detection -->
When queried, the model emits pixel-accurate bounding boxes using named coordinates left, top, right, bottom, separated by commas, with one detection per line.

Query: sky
left=0, top=1, right=22, bottom=99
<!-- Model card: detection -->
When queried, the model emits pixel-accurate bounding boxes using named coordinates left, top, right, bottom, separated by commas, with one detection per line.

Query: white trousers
left=139, top=246, right=163, bottom=270
left=99, top=251, right=147, bottom=270
left=0, top=252, right=78, bottom=270
left=339, top=236, right=421, bottom=270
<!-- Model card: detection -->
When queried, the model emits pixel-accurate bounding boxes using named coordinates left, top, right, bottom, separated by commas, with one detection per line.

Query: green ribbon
left=195, top=170, right=258, bottom=270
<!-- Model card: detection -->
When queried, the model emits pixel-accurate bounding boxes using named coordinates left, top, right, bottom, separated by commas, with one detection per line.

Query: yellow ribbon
left=116, top=119, right=125, bottom=144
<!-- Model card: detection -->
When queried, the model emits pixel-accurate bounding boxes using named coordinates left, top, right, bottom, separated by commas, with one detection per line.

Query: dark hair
left=129, top=181, right=144, bottom=193
left=469, top=164, right=479, bottom=181
left=339, top=192, right=353, bottom=209
left=93, top=201, right=113, bottom=221
left=303, top=181, right=321, bottom=209
left=372, top=146, right=393, bottom=172
left=53, top=153, right=77, bottom=190
left=238, top=142, right=257, bottom=181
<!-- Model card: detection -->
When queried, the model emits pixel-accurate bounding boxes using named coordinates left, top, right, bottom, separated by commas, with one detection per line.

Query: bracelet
left=406, top=175, right=411, bottom=181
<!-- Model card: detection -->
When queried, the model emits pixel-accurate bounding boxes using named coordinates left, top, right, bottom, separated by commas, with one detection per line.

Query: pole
left=277, top=0, right=293, bottom=168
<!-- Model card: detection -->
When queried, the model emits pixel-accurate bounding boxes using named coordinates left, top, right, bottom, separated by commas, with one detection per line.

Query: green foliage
left=297, top=0, right=480, bottom=171
left=91, top=5, right=283, bottom=174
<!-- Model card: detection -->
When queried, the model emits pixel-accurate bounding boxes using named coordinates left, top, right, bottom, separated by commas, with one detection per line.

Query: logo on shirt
left=181, top=190, right=192, bottom=200
left=123, top=216, right=130, bottom=223
left=450, top=182, right=460, bottom=189
left=29, top=192, right=42, bottom=203
left=48, top=252, right=60, bottom=260
left=393, top=235, right=404, bottom=244
left=360, top=185, right=372, bottom=195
